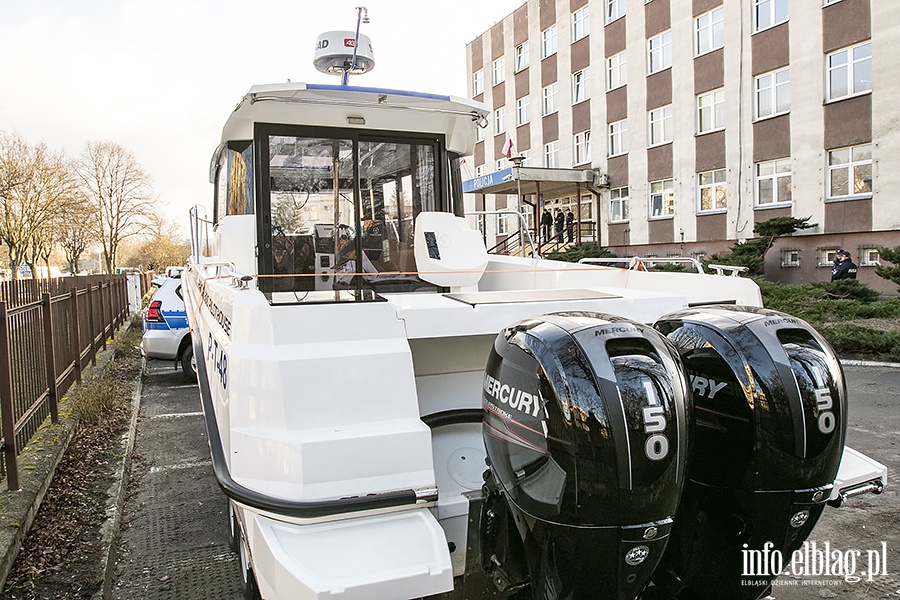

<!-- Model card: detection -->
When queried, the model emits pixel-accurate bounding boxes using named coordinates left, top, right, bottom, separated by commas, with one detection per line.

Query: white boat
left=182, top=28, right=886, bottom=600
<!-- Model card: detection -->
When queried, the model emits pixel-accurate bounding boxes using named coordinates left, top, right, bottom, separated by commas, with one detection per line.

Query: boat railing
left=468, top=210, right=539, bottom=258
left=189, top=204, right=214, bottom=262
left=579, top=256, right=708, bottom=273
left=706, top=263, right=750, bottom=277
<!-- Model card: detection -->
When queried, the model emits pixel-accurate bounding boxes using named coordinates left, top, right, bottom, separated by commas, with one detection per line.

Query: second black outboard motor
left=652, top=306, right=847, bottom=600
left=481, top=312, right=689, bottom=600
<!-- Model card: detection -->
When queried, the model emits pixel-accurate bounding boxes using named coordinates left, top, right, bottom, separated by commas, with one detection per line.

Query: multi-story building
left=464, top=0, right=900, bottom=292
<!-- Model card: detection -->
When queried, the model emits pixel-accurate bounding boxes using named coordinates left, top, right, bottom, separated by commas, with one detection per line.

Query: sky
left=0, top=0, right=524, bottom=234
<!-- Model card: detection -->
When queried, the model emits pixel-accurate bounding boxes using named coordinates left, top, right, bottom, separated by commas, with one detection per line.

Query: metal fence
left=0, top=275, right=129, bottom=490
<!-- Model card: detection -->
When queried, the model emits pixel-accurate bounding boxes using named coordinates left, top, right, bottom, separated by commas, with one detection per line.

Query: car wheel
left=181, top=344, right=197, bottom=382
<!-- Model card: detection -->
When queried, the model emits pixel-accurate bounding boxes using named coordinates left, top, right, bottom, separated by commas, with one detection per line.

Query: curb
left=93, top=366, right=143, bottom=600
left=841, top=359, right=900, bottom=369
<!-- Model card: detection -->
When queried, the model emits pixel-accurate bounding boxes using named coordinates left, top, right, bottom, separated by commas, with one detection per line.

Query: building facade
left=465, top=0, right=900, bottom=291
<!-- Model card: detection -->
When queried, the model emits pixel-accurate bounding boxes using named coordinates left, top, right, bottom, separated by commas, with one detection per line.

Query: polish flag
left=502, top=135, right=514, bottom=159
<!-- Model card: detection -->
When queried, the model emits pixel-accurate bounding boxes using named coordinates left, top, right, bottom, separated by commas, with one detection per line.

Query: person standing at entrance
left=831, top=249, right=858, bottom=281
left=565, top=209, right=574, bottom=243
left=554, top=209, right=564, bottom=242
left=541, top=209, right=552, bottom=244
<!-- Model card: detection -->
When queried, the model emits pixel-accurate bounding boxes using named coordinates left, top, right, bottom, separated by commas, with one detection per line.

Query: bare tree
left=58, top=192, right=94, bottom=274
left=120, top=214, right=190, bottom=271
left=77, top=141, right=154, bottom=273
left=0, top=132, right=78, bottom=279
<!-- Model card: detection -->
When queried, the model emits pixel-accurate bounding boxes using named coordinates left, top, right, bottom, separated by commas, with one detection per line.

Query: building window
left=696, top=88, right=725, bottom=134
left=695, top=7, right=724, bottom=56
left=573, top=70, right=591, bottom=104
left=607, top=0, right=626, bottom=23
left=519, top=204, right=534, bottom=230
left=574, top=131, right=591, bottom=165
left=516, top=96, right=530, bottom=126
left=544, top=141, right=559, bottom=168
left=475, top=124, right=484, bottom=143
left=819, top=248, right=840, bottom=267
left=648, top=105, right=673, bottom=146
left=541, top=25, right=558, bottom=59
left=860, top=247, right=880, bottom=267
left=607, top=51, right=627, bottom=90
left=515, top=42, right=530, bottom=72
left=492, top=56, right=505, bottom=86
left=827, top=144, right=872, bottom=199
left=609, top=186, right=629, bottom=222
left=755, top=158, right=792, bottom=206
left=474, top=165, right=485, bottom=177
left=542, top=83, right=559, bottom=116
left=780, top=249, right=801, bottom=268
left=573, top=6, right=590, bottom=41
left=754, top=0, right=788, bottom=32
left=697, top=169, right=727, bottom=212
left=827, top=42, right=872, bottom=101
left=519, top=150, right=530, bottom=166
left=649, top=179, right=675, bottom=218
left=608, top=119, right=628, bottom=157
left=494, top=107, right=505, bottom=136
left=648, top=30, right=672, bottom=74
left=495, top=159, right=506, bottom=172
left=473, top=69, right=484, bottom=96
left=755, top=67, right=790, bottom=119
left=497, top=213, right=509, bottom=235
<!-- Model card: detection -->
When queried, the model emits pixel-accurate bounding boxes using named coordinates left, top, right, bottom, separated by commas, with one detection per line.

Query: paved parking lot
left=110, top=362, right=897, bottom=599
left=110, top=361, right=241, bottom=600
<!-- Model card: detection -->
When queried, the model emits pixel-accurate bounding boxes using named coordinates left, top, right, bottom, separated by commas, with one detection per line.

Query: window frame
left=780, top=248, right=801, bottom=268
left=754, top=158, right=793, bottom=207
left=754, top=0, right=789, bottom=33
left=607, top=0, right=626, bottom=24
left=826, top=144, right=873, bottom=200
left=649, top=178, right=675, bottom=219
left=493, top=107, right=506, bottom=136
left=697, top=169, right=727, bottom=214
left=543, top=140, right=560, bottom=168
left=573, top=69, right=591, bottom=104
left=648, top=30, right=673, bottom=75
left=516, top=96, right=530, bottom=126
left=608, top=186, right=629, bottom=223
left=754, top=67, right=791, bottom=120
left=515, top=42, right=530, bottom=73
left=696, top=88, right=726, bottom=135
left=541, top=25, right=558, bottom=59
left=826, top=41, right=872, bottom=102
left=574, top=130, right=592, bottom=165
left=472, top=69, right=484, bottom=96
left=607, top=51, right=627, bottom=91
left=695, top=7, right=724, bottom=56
left=542, top=83, right=559, bottom=116
left=608, top=119, right=628, bottom=157
left=573, top=6, right=590, bottom=42
left=648, top=105, right=673, bottom=147
left=492, top=56, right=506, bottom=87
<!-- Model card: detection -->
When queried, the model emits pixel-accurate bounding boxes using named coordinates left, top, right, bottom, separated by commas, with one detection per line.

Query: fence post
left=70, top=288, right=82, bottom=384
left=42, top=292, right=59, bottom=423
left=99, top=281, right=108, bottom=351
left=87, top=283, right=97, bottom=366
left=0, top=302, right=19, bottom=491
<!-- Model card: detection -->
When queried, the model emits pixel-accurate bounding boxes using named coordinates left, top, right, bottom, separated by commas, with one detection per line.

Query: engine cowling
left=481, top=312, right=689, bottom=600
left=652, top=306, right=847, bottom=599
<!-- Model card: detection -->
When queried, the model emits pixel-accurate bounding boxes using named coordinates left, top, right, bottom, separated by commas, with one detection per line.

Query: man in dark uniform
left=831, top=249, right=858, bottom=281
left=554, top=208, right=564, bottom=242
left=565, top=209, right=575, bottom=243
left=541, top=209, right=553, bottom=244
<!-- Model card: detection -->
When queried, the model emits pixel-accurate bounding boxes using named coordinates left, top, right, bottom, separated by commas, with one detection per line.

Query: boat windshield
left=257, top=125, right=460, bottom=301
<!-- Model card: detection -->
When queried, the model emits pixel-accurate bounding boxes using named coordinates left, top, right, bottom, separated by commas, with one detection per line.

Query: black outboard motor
left=652, top=306, right=847, bottom=600
left=481, top=312, right=689, bottom=600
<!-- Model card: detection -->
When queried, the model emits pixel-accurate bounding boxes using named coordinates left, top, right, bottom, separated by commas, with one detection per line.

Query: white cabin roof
left=221, top=83, right=489, bottom=155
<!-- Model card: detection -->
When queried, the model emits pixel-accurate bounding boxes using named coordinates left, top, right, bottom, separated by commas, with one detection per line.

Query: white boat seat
left=413, top=212, right=488, bottom=288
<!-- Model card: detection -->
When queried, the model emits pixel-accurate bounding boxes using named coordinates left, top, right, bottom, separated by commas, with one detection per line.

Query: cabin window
left=215, top=142, right=254, bottom=223
left=259, top=126, right=446, bottom=301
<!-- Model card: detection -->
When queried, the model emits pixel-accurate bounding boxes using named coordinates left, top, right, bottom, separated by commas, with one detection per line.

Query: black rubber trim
left=422, top=408, right=484, bottom=429
left=192, top=335, right=419, bottom=519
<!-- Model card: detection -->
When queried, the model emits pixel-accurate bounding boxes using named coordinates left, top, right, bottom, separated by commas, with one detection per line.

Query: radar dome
left=313, top=31, right=375, bottom=76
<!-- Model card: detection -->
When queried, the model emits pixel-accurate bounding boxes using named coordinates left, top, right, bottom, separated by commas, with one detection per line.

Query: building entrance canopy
left=462, top=164, right=604, bottom=197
